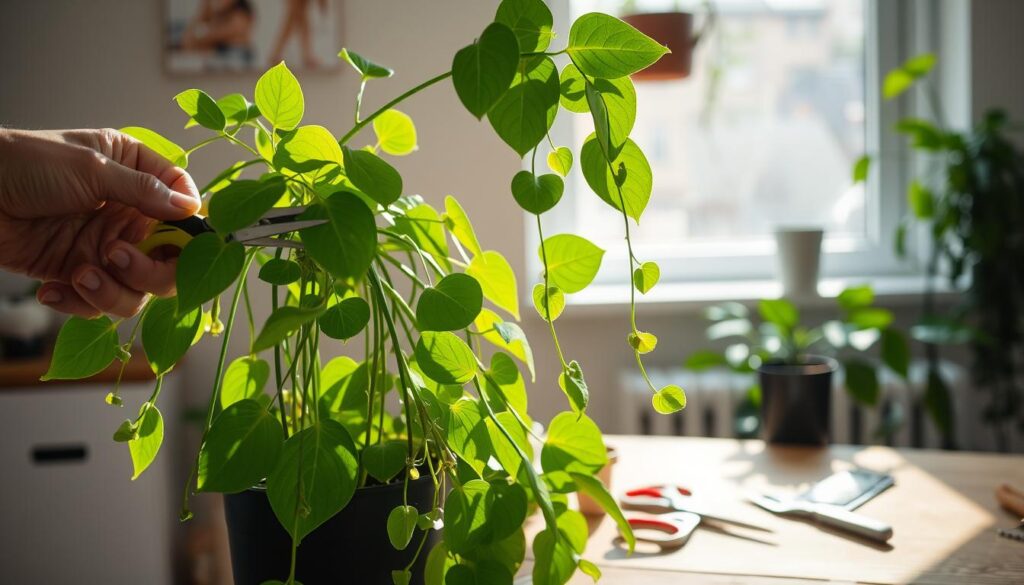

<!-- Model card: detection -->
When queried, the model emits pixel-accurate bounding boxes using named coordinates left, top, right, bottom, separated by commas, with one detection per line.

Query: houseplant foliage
left=686, top=287, right=911, bottom=437
left=42, top=2, right=675, bottom=583
left=855, top=54, right=1024, bottom=449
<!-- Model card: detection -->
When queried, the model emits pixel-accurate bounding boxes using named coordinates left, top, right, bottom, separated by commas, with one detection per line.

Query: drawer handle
left=32, top=444, right=88, bottom=464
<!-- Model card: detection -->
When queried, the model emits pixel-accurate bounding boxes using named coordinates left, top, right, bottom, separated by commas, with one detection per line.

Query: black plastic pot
left=758, top=356, right=836, bottom=446
left=224, top=474, right=438, bottom=585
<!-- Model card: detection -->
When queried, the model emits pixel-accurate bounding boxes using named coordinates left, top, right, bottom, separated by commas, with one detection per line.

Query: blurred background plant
left=686, top=286, right=910, bottom=439
left=855, top=54, right=1024, bottom=451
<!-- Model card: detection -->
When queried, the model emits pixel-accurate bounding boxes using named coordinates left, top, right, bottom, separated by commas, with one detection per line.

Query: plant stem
left=535, top=214, right=568, bottom=369
left=205, top=251, right=257, bottom=431
left=338, top=71, right=453, bottom=145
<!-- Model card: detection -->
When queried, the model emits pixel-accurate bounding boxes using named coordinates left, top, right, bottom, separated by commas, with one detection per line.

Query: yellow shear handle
left=136, top=217, right=210, bottom=255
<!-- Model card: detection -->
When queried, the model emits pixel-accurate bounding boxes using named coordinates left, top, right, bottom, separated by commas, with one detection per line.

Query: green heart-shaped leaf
left=417, top=273, right=484, bottom=332
left=215, top=93, right=258, bottom=126
left=444, top=196, right=483, bottom=257
left=174, top=88, right=226, bottom=131
left=267, top=420, right=358, bottom=542
left=198, top=398, right=283, bottom=492
left=120, top=126, right=187, bottom=168
left=343, top=146, right=403, bottom=206
left=632, top=261, right=660, bottom=294
left=175, top=233, right=245, bottom=316
left=628, top=331, right=658, bottom=354
left=129, top=404, right=164, bottom=480
left=444, top=480, right=492, bottom=553
left=255, top=62, right=304, bottom=130
left=220, top=356, right=269, bottom=408
left=319, top=296, right=371, bottom=340
left=495, top=0, right=554, bottom=52
left=387, top=505, right=419, bottom=550
left=259, top=258, right=301, bottom=286
left=141, top=297, right=202, bottom=375
left=444, top=397, right=493, bottom=475
left=652, top=385, right=686, bottom=414
left=298, top=192, right=377, bottom=282
left=466, top=250, right=519, bottom=319
left=393, top=203, right=450, bottom=271
left=415, top=331, right=477, bottom=384
left=363, top=440, right=407, bottom=484
left=558, top=360, right=589, bottom=413
left=252, top=305, right=323, bottom=352
left=452, top=22, right=520, bottom=119
left=373, top=109, right=417, bottom=156
left=540, top=234, right=604, bottom=294
left=488, top=56, right=559, bottom=156
left=547, top=146, right=573, bottom=177
left=541, top=411, right=606, bottom=475
left=567, top=12, right=669, bottom=79
left=207, top=176, right=287, bottom=235
left=339, top=48, right=393, bottom=79
left=273, top=125, right=343, bottom=175
left=532, top=284, right=565, bottom=322
left=580, top=134, right=651, bottom=223
left=511, top=170, right=563, bottom=215
left=42, top=316, right=119, bottom=381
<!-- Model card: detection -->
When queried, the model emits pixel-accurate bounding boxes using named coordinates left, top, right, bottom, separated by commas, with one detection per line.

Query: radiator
left=619, top=362, right=1024, bottom=452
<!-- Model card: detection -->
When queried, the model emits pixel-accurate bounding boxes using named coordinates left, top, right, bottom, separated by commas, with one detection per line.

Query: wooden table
left=530, top=436, right=1024, bottom=585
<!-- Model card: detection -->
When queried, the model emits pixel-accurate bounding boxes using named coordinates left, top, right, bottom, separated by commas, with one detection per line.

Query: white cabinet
left=0, top=378, right=178, bottom=584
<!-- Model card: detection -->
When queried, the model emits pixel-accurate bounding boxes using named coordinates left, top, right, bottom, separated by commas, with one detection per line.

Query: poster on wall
left=164, top=0, right=341, bottom=73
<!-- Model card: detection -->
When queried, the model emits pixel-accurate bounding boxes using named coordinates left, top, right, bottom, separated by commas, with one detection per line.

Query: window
left=546, top=0, right=920, bottom=290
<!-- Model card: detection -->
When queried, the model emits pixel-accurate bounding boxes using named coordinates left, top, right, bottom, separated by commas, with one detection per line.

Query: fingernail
left=78, top=270, right=102, bottom=291
left=170, top=192, right=199, bottom=211
left=108, top=248, right=130, bottom=269
left=40, top=290, right=62, bottom=304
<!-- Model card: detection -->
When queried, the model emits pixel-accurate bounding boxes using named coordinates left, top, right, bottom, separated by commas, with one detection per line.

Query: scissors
left=137, top=206, right=327, bottom=254
left=617, top=485, right=773, bottom=549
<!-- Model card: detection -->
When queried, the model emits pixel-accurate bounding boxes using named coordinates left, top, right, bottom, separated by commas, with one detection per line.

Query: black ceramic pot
left=224, top=474, right=438, bottom=585
left=758, top=356, right=836, bottom=446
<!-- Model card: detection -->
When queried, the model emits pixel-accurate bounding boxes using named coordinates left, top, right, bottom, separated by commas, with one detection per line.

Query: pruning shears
left=136, top=206, right=327, bottom=254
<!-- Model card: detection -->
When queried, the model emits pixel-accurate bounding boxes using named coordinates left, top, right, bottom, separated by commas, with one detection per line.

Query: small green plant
left=854, top=54, right=1024, bottom=449
left=42, top=2, right=678, bottom=583
left=686, top=287, right=911, bottom=433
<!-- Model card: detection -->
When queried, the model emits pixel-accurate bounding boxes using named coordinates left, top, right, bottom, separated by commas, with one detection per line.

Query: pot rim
left=757, top=355, right=837, bottom=376
left=243, top=470, right=434, bottom=494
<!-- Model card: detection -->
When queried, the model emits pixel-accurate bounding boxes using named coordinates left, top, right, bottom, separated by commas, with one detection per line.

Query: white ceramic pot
left=774, top=228, right=824, bottom=299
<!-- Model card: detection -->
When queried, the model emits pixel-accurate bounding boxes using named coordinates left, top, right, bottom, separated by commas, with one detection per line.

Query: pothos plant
left=686, top=287, right=912, bottom=436
left=41, top=2, right=680, bottom=584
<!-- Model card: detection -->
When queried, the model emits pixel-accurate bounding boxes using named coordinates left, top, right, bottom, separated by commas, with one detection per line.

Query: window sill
left=546, top=275, right=960, bottom=318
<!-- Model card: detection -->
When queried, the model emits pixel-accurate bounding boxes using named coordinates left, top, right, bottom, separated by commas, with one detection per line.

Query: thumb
left=95, top=158, right=201, bottom=220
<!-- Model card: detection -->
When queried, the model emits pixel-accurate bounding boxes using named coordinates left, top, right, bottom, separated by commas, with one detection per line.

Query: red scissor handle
left=624, top=485, right=693, bottom=498
left=623, top=512, right=701, bottom=547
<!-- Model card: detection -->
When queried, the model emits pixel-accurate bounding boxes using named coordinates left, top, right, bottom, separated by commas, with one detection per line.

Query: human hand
left=0, top=128, right=201, bottom=318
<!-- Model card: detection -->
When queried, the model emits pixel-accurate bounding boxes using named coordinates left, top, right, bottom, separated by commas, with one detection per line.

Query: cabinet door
left=0, top=380, right=177, bottom=585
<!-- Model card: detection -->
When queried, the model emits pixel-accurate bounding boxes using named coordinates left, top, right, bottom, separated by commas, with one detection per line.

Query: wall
left=2, top=0, right=1023, bottom=440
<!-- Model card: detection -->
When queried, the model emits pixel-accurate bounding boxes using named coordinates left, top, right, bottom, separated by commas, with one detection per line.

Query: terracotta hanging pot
left=622, top=11, right=711, bottom=81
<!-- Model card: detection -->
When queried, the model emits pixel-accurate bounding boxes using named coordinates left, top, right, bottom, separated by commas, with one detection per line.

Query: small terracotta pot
left=621, top=12, right=698, bottom=80
left=578, top=445, right=619, bottom=515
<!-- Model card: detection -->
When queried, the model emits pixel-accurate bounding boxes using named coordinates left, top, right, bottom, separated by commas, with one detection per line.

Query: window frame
left=533, top=0, right=945, bottom=295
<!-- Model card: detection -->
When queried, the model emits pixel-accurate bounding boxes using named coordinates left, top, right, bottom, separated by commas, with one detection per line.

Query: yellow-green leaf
left=255, top=62, right=304, bottom=130
left=466, top=250, right=520, bottom=319
left=652, top=385, right=686, bottom=414
left=373, top=109, right=417, bottom=156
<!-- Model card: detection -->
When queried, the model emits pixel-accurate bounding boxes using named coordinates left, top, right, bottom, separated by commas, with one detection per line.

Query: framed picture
left=164, top=0, right=342, bottom=73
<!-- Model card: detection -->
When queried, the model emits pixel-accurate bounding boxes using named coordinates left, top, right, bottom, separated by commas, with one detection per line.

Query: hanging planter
left=621, top=7, right=714, bottom=81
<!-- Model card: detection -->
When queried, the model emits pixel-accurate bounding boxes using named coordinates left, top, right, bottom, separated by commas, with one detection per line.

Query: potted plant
left=40, top=2, right=682, bottom=584
left=854, top=54, right=1024, bottom=450
left=686, top=286, right=911, bottom=445
left=619, top=0, right=715, bottom=81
